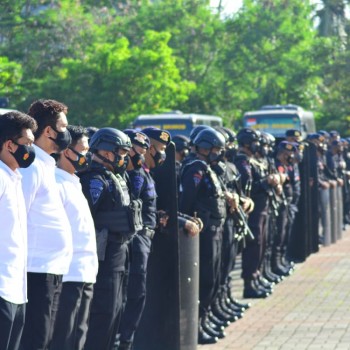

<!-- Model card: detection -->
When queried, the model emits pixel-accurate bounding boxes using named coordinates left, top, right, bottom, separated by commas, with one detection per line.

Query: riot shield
left=134, top=142, right=199, bottom=350
left=319, top=188, right=331, bottom=246
left=288, top=142, right=318, bottom=262
left=337, top=185, right=343, bottom=239
left=179, top=229, right=199, bottom=350
left=330, top=185, right=337, bottom=244
left=134, top=142, right=180, bottom=350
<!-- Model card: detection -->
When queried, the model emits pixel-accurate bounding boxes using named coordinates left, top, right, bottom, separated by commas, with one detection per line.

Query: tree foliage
left=0, top=0, right=350, bottom=132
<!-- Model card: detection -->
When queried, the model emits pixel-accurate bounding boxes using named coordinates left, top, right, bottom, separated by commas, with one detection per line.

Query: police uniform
left=180, top=158, right=226, bottom=318
left=79, top=159, right=134, bottom=350
left=234, top=152, right=270, bottom=289
left=118, top=130, right=157, bottom=350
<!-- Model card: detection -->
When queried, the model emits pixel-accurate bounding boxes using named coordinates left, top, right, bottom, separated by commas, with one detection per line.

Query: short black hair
left=0, top=111, right=37, bottom=151
left=67, top=125, right=88, bottom=148
left=28, top=99, right=68, bottom=138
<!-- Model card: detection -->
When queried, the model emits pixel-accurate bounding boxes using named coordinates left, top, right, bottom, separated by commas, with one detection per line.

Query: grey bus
left=243, top=104, right=316, bottom=139
left=133, top=112, right=223, bottom=137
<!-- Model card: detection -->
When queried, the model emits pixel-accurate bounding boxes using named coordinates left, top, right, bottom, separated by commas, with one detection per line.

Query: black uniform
left=118, top=164, right=157, bottom=348
left=234, top=152, right=269, bottom=281
left=79, top=161, right=134, bottom=350
left=179, top=157, right=226, bottom=318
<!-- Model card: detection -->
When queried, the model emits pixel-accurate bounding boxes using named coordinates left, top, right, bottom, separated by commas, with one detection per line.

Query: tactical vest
left=182, top=159, right=226, bottom=220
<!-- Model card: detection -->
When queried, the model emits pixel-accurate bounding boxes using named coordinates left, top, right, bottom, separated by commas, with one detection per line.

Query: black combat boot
left=211, top=298, right=238, bottom=322
left=262, top=249, right=283, bottom=283
left=201, top=313, right=226, bottom=339
left=271, top=248, right=292, bottom=277
left=208, top=310, right=230, bottom=328
left=243, top=279, right=270, bottom=299
left=198, top=319, right=218, bottom=345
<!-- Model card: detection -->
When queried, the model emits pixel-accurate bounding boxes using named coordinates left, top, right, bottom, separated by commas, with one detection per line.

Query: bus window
left=133, top=114, right=223, bottom=137
left=245, top=114, right=300, bottom=137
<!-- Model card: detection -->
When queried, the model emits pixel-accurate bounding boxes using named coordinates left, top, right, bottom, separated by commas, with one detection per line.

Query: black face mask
left=225, top=148, right=237, bottom=161
left=49, top=127, right=72, bottom=152
left=209, top=151, right=223, bottom=164
left=11, top=141, right=36, bottom=168
left=119, top=155, right=129, bottom=174
left=66, top=148, right=91, bottom=171
left=95, top=152, right=126, bottom=174
left=258, top=145, right=268, bottom=157
left=250, top=142, right=259, bottom=154
left=131, top=151, right=145, bottom=169
left=152, top=150, right=166, bottom=166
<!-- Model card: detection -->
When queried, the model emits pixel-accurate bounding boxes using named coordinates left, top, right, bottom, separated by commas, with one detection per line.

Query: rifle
left=218, top=174, right=254, bottom=248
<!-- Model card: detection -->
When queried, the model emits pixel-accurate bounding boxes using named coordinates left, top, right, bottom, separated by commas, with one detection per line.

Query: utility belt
left=138, top=227, right=156, bottom=240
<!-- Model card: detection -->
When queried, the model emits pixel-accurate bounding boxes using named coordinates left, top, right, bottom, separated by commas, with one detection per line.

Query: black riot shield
left=337, top=185, right=343, bottom=239
left=134, top=142, right=199, bottom=350
left=179, top=229, right=199, bottom=350
left=288, top=142, right=318, bottom=262
left=319, top=187, right=331, bottom=246
left=134, top=142, right=180, bottom=350
left=330, top=185, right=338, bottom=244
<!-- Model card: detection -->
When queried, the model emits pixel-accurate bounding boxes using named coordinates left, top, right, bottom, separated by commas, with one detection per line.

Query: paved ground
left=198, top=228, right=350, bottom=350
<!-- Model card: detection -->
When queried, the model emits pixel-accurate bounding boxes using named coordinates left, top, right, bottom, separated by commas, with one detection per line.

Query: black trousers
left=242, top=197, right=268, bottom=280
left=0, top=297, right=25, bottom=350
left=84, top=240, right=127, bottom=350
left=199, top=221, right=223, bottom=316
left=119, top=234, right=151, bottom=346
left=50, top=282, right=94, bottom=350
left=20, top=272, right=63, bottom=350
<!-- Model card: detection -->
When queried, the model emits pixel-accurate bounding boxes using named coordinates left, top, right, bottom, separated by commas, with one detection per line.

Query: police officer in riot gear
left=214, top=127, right=253, bottom=315
left=307, top=133, right=334, bottom=245
left=234, top=128, right=279, bottom=298
left=117, top=129, right=156, bottom=350
left=79, top=128, right=139, bottom=350
left=172, top=134, right=191, bottom=182
left=274, top=141, right=298, bottom=277
left=179, top=128, right=229, bottom=344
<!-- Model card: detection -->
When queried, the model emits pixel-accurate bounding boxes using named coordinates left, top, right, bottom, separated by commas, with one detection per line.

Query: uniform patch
left=193, top=173, right=202, bottom=187
left=89, top=179, right=104, bottom=205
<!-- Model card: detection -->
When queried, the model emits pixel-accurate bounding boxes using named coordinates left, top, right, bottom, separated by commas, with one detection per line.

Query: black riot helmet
left=172, top=135, right=190, bottom=152
left=89, top=127, right=131, bottom=174
left=189, top=125, right=213, bottom=145
left=89, top=127, right=132, bottom=153
left=193, top=128, right=226, bottom=150
left=236, top=128, right=260, bottom=146
left=221, top=127, right=236, bottom=143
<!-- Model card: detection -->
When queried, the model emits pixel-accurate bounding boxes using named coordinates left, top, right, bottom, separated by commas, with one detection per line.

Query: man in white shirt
left=51, top=125, right=98, bottom=350
left=0, top=111, right=37, bottom=350
left=19, top=99, right=73, bottom=350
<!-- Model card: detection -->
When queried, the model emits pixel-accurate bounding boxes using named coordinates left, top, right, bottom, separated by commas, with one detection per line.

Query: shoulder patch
left=89, top=178, right=104, bottom=205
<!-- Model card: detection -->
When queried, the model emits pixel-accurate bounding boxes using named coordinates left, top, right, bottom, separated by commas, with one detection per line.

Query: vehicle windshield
left=244, top=114, right=301, bottom=137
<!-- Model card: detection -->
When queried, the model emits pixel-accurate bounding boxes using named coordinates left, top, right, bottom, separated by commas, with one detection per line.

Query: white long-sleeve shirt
left=19, top=145, right=72, bottom=274
left=0, top=161, right=27, bottom=304
left=55, top=168, right=98, bottom=283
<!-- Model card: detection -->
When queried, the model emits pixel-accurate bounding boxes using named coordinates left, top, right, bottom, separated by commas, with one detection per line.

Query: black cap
left=285, top=129, right=302, bottom=140
left=142, top=127, right=171, bottom=145
left=123, top=129, right=150, bottom=149
left=277, top=141, right=298, bottom=152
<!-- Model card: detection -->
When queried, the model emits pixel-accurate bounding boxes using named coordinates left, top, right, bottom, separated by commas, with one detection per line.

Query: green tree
left=0, top=56, right=23, bottom=101
left=35, top=30, right=194, bottom=127
left=217, top=0, right=325, bottom=127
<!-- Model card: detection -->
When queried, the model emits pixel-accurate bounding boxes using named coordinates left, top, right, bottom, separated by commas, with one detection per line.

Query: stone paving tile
left=198, top=228, right=350, bottom=350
